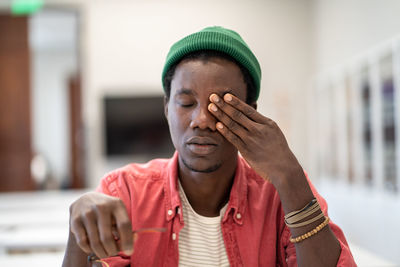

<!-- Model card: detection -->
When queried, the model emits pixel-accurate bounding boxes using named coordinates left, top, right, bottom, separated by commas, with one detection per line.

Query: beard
left=181, top=157, right=222, bottom=173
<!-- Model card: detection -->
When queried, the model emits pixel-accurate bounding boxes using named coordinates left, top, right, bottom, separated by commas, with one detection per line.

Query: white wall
left=81, top=0, right=314, bottom=187
left=312, top=0, right=400, bottom=71
left=311, top=0, right=400, bottom=263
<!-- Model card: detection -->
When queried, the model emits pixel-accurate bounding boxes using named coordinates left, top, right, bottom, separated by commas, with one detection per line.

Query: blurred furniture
left=0, top=15, right=34, bottom=192
left=0, top=189, right=87, bottom=264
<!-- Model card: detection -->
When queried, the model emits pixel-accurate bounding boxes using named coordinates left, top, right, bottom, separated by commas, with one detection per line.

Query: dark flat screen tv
left=103, top=95, right=174, bottom=158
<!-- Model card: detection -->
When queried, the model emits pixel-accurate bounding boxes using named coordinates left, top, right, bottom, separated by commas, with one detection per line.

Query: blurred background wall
left=0, top=0, right=400, bottom=265
left=309, top=1, right=400, bottom=263
left=313, top=0, right=400, bottom=70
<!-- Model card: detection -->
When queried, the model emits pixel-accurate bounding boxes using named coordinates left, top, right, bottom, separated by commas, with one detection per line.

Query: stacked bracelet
left=290, top=216, right=330, bottom=243
left=285, top=200, right=320, bottom=224
left=285, top=198, right=318, bottom=220
left=284, top=198, right=324, bottom=228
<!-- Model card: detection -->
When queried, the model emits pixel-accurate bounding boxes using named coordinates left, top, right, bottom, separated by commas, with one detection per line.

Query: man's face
left=165, top=57, right=247, bottom=173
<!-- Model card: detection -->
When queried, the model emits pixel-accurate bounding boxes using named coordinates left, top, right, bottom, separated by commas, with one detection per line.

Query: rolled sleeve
left=282, top=219, right=356, bottom=267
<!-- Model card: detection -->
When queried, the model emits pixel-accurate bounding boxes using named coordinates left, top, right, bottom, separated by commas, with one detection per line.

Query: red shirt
left=97, top=152, right=356, bottom=266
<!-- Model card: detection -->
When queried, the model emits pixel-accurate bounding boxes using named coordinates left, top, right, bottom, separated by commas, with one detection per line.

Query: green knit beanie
left=162, top=26, right=262, bottom=100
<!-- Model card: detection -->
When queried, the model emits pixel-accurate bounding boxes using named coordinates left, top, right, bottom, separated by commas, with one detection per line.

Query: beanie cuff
left=162, top=27, right=261, bottom=100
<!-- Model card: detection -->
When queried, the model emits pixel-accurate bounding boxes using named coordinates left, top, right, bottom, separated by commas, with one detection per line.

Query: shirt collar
left=163, top=151, right=182, bottom=222
left=163, top=151, right=248, bottom=225
left=222, top=155, right=248, bottom=225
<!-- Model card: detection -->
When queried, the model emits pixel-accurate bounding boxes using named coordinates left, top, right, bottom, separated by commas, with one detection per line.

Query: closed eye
left=179, top=103, right=194, bottom=108
left=175, top=98, right=195, bottom=108
left=174, top=88, right=195, bottom=108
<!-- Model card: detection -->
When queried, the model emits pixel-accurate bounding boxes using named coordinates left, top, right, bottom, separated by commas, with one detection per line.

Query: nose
left=189, top=104, right=217, bottom=131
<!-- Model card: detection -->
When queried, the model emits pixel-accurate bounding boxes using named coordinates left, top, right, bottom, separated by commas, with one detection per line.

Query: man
left=63, top=26, right=356, bottom=266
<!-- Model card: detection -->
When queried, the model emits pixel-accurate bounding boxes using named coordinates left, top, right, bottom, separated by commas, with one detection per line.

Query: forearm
left=62, top=231, right=97, bottom=267
left=206, top=92, right=342, bottom=265
left=274, top=166, right=341, bottom=267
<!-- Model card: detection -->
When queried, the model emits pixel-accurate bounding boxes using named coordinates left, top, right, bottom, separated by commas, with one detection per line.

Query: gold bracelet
left=289, top=216, right=330, bottom=243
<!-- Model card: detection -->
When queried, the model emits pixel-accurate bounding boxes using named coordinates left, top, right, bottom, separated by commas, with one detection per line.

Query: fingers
left=208, top=94, right=250, bottom=130
left=70, top=218, right=91, bottom=254
left=208, top=101, right=248, bottom=137
left=69, top=193, right=134, bottom=260
left=96, top=209, right=119, bottom=257
left=208, top=92, right=270, bottom=151
left=208, top=94, right=247, bottom=149
left=113, top=201, right=134, bottom=255
left=215, top=121, right=245, bottom=151
left=82, top=212, right=108, bottom=259
left=211, top=93, right=266, bottom=123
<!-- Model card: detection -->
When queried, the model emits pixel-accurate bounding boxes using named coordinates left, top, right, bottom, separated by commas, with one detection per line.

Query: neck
left=178, top=156, right=237, bottom=217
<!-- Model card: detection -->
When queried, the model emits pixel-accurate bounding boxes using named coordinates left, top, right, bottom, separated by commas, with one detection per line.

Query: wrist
left=272, top=167, right=315, bottom=214
left=270, top=162, right=304, bottom=191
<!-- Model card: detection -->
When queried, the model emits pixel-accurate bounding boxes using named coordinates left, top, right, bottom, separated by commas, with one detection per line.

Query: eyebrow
left=174, top=88, right=234, bottom=97
left=175, top=88, right=195, bottom=96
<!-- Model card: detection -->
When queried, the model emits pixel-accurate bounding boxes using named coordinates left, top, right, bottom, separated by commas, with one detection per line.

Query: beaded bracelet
left=289, top=216, right=330, bottom=243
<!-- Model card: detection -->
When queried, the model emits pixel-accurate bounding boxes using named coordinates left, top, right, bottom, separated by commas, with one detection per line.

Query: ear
left=163, top=96, right=169, bottom=120
left=249, top=101, right=257, bottom=110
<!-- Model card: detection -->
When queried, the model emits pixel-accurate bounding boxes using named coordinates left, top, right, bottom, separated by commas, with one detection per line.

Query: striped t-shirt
left=178, top=181, right=230, bottom=267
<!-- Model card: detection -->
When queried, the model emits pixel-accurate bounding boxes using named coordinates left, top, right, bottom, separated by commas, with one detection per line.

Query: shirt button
left=172, top=233, right=177, bottom=240
left=236, top=213, right=242, bottom=219
left=167, top=209, right=173, bottom=216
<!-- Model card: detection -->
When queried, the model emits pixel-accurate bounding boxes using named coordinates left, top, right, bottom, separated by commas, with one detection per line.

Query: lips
left=186, top=136, right=218, bottom=146
left=186, top=136, right=218, bottom=155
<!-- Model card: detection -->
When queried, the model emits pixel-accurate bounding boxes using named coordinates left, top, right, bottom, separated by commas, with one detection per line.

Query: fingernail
left=224, top=94, right=232, bottom=102
left=217, top=122, right=224, bottom=129
left=209, top=103, right=218, bottom=112
left=133, top=232, right=138, bottom=241
left=211, top=94, right=219, bottom=103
